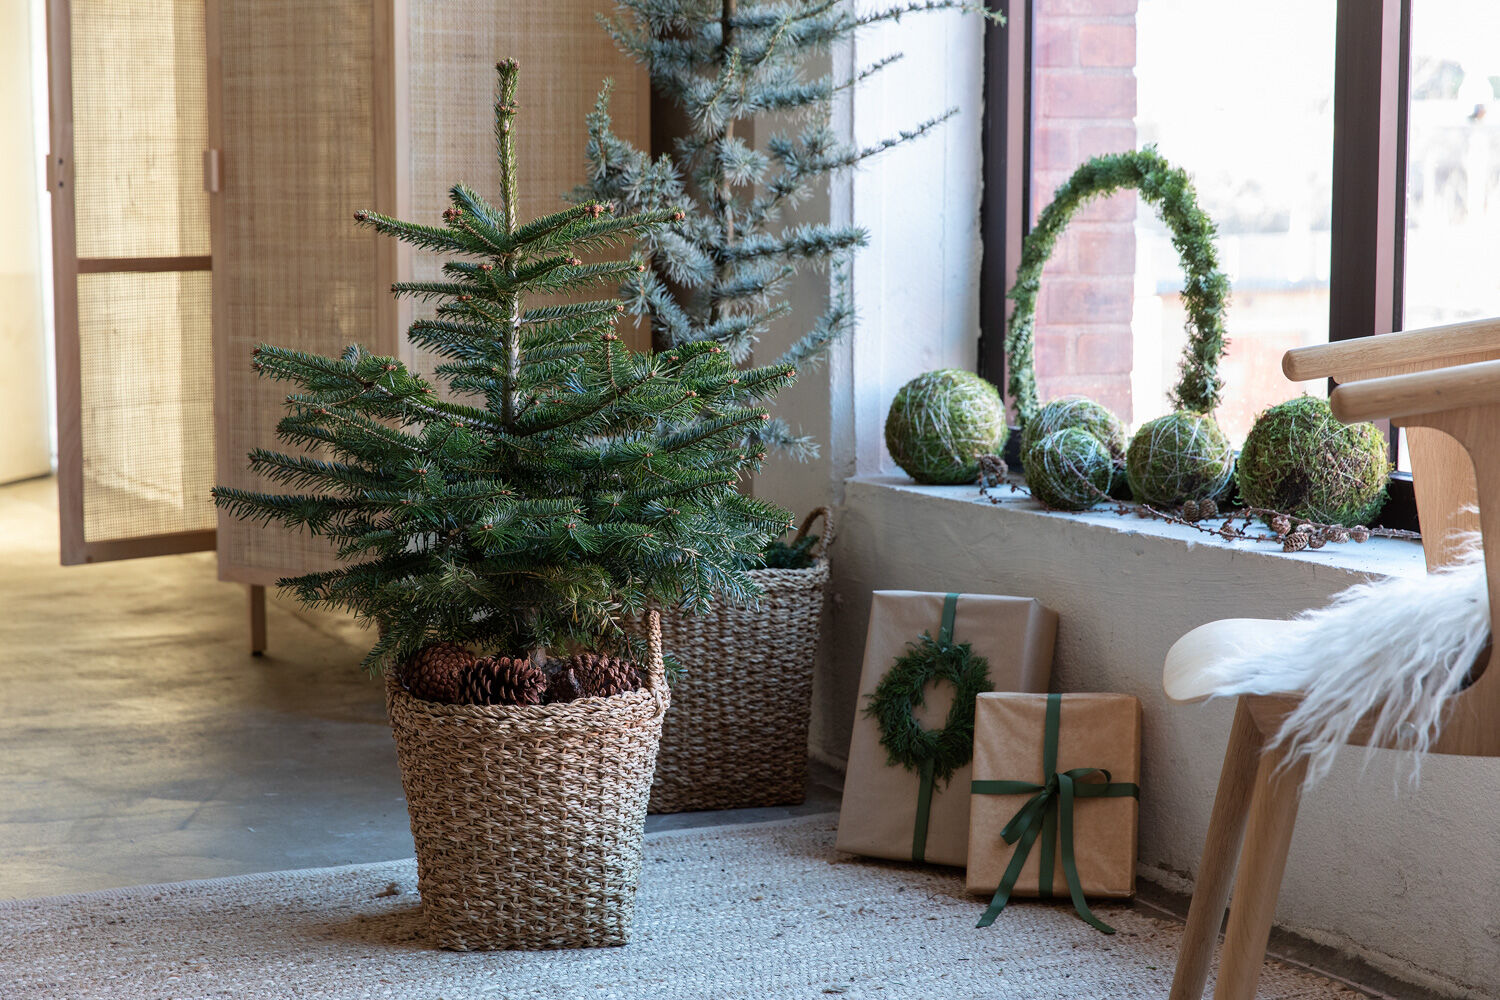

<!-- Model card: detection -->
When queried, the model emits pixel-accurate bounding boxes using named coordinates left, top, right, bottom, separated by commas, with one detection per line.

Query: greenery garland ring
left=1006, top=147, right=1231, bottom=425
left=866, top=633, right=993, bottom=785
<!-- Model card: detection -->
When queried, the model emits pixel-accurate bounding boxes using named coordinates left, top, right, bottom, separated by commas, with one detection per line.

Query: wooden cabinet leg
left=248, top=584, right=267, bottom=655
left=1212, top=742, right=1308, bottom=1000
left=1170, top=699, right=1268, bottom=1000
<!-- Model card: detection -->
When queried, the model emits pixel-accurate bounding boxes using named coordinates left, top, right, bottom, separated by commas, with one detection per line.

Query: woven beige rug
left=1, top=815, right=1359, bottom=999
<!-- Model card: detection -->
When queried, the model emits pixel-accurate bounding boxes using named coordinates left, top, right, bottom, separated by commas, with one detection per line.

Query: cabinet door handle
left=203, top=149, right=221, bottom=194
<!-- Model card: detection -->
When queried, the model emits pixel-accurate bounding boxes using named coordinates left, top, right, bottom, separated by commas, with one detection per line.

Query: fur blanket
left=1202, top=545, right=1490, bottom=786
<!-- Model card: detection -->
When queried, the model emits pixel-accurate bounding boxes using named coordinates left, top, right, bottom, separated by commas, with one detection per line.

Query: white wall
left=0, top=0, right=53, bottom=484
left=754, top=0, right=986, bottom=519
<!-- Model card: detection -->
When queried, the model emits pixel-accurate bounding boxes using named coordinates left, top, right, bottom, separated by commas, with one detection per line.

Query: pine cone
left=1282, top=532, right=1309, bottom=553
left=1351, top=525, right=1371, bottom=543
left=1199, top=498, right=1219, bottom=520
left=570, top=653, right=641, bottom=699
left=977, top=454, right=1008, bottom=488
left=1270, top=513, right=1292, bottom=536
left=1307, top=531, right=1327, bottom=549
left=545, top=663, right=582, bottom=705
left=402, top=642, right=473, bottom=703
left=1181, top=499, right=1201, bottom=522
left=1326, top=526, right=1350, bottom=544
left=459, top=656, right=546, bottom=706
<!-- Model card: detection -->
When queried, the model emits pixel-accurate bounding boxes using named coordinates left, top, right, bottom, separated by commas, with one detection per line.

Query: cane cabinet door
left=45, top=0, right=217, bottom=564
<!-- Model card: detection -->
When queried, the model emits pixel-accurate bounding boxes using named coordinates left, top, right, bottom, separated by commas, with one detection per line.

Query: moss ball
left=1025, top=428, right=1114, bottom=511
left=1237, top=395, right=1390, bottom=525
left=1126, top=411, right=1235, bottom=506
left=1020, top=395, right=1127, bottom=461
left=885, top=369, right=1009, bottom=485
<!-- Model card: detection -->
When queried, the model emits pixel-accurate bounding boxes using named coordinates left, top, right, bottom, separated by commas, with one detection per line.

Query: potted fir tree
left=577, top=0, right=993, bottom=813
left=212, top=61, right=794, bottom=950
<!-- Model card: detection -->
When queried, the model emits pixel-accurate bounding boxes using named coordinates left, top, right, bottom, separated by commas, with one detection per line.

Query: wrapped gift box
left=836, top=591, right=1057, bottom=867
left=966, top=692, right=1141, bottom=932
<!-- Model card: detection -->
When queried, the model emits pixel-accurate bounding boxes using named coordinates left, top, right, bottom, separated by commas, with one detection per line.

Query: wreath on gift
left=1005, top=147, right=1230, bottom=428
left=866, top=633, right=993, bottom=784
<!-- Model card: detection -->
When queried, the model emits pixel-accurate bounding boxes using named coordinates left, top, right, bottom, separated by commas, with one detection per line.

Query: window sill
left=843, top=475, right=1427, bottom=581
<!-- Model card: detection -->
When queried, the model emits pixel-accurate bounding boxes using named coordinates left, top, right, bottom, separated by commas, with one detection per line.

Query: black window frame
left=979, top=0, right=1422, bottom=531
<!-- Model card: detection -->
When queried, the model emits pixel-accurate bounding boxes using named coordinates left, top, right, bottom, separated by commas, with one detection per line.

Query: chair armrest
left=1284, top=318, right=1500, bottom=383
left=1329, top=358, right=1500, bottom=423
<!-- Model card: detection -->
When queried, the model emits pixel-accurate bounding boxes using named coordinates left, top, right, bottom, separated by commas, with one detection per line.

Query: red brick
left=1075, top=189, right=1137, bottom=222
left=1079, top=24, right=1135, bottom=67
left=1034, top=331, right=1073, bottom=377
left=1032, top=126, right=1078, bottom=171
left=1032, top=171, right=1076, bottom=218
left=1075, top=329, right=1134, bottom=374
left=1038, top=0, right=1137, bottom=15
left=1040, top=277, right=1133, bottom=325
left=1038, top=376, right=1133, bottom=421
left=1038, top=72, right=1136, bottom=120
left=1034, top=21, right=1075, bottom=67
left=1076, top=228, right=1135, bottom=274
left=1077, top=124, right=1137, bottom=159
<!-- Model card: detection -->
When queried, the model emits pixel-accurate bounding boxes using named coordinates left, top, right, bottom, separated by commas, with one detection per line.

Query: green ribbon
left=909, top=593, right=960, bottom=863
left=972, top=693, right=1139, bottom=934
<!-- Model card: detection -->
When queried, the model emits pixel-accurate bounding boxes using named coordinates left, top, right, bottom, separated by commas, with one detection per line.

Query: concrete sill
left=846, top=475, right=1427, bottom=581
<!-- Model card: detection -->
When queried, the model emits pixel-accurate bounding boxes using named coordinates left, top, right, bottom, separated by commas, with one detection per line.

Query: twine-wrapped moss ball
left=1237, top=395, right=1390, bottom=526
left=1020, top=395, right=1127, bottom=461
left=1025, top=428, right=1114, bottom=511
left=1126, top=411, right=1235, bottom=506
left=884, top=369, right=1009, bottom=485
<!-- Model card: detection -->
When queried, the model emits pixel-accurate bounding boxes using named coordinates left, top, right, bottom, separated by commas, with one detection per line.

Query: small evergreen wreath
left=1006, top=147, right=1230, bottom=426
left=865, top=634, right=993, bottom=784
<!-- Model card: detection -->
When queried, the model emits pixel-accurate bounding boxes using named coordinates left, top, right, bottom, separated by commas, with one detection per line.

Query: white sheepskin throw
left=1203, top=545, right=1490, bottom=787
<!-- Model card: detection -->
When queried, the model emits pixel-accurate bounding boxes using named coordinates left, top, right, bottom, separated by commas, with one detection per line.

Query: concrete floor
left=0, top=476, right=838, bottom=901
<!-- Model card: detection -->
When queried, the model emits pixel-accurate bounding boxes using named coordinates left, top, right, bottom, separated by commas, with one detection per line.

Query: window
left=1402, top=4, right=1500, bottom=331
left=980, top=0, right=1498, bottom=527
left=1133, top=1, right=1336, bottom=445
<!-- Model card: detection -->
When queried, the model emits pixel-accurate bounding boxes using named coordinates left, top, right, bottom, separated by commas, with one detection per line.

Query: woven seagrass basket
left=386, top=612, right=670, bottom=951
left=650, top=508, right=832, bottom=813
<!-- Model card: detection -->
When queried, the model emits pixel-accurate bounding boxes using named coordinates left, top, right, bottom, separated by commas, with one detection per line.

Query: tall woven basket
left=650, top=508, right=832, bottom=813
left=386, top=612, right=670, bottom=950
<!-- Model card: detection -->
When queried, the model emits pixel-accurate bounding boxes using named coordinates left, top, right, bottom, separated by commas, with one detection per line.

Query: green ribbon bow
left=910, top=593, right=960, bottom=862
left=972, top=693, right=1139, bottom=934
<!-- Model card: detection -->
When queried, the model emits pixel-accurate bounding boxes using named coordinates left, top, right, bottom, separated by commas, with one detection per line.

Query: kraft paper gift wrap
left=966, top=692, right=1142, bottom=931
left=836, top=591, right=1057, bottom=867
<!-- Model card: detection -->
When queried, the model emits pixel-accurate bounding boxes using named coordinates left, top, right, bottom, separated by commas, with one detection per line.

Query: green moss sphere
left=884, top=369, right=1009, bottom=485
left=1019, top=395, right=1127, bottom=461
left=1025, top=427, right=1114, bottom=511
left=1126, top=411, right=1235, bottom=506
left=1237, top=395, right=1390, bottom=525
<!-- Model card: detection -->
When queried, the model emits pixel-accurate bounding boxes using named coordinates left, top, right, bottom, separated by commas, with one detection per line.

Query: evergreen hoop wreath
left=866, top=633, right=993, bottom=785
left=1006, top=148, right=1230, bottom=426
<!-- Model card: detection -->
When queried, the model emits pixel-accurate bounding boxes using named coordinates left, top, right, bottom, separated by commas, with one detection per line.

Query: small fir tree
left=212, top=60, right=796, bottom=673
left=580, top=0, right=999, bottom=456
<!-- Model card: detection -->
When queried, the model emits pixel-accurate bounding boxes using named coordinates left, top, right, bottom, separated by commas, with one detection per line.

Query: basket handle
left=645, top=609, right=668, bottom=704
left=794, top=505, right=835, bottom=559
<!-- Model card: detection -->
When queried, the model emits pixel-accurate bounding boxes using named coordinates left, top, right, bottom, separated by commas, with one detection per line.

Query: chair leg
left=1169, top=699, right=1267, bottom=1000
left=248, top=585, right=267, bottom=656
left=1212, top=742, right=1308, bottom=1000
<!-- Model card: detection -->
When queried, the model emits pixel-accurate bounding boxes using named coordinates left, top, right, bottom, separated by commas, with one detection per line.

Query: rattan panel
left=405, top=1, right=653, bottom=375
left=213, top=0, right=380, bottom=582
left=76, top=271, right=215, bottom=541
left=70, top=0, right=209, bottom=260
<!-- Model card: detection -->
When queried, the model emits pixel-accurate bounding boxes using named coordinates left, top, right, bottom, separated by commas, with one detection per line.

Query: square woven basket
left=649, top=509, right=832, bottom=813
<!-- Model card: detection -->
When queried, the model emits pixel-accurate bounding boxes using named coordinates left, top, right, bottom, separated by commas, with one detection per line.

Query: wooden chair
left=1164, top=318, right=1500, bottom=1000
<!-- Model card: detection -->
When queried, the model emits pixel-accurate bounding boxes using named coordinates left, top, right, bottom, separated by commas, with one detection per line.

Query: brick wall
left=1030, top=0, right=1138, bottom=421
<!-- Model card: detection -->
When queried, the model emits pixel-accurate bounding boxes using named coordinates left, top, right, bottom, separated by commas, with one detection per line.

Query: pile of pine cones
left=399, top=641, right=642, bottom=707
